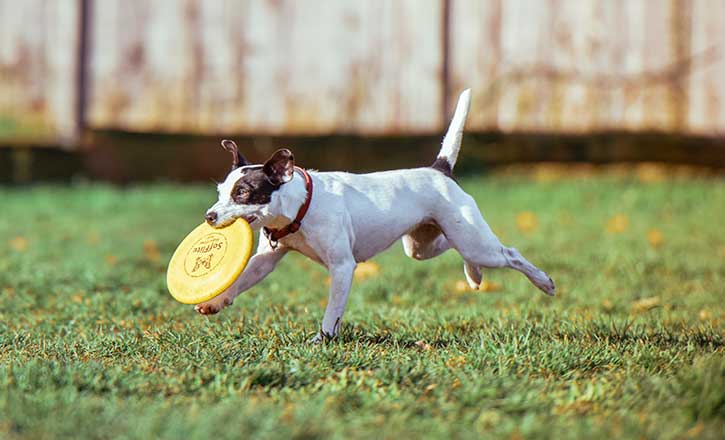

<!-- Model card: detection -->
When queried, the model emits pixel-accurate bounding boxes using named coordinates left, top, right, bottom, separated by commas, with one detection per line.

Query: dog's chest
left=279, top=235, right=324, bottom=265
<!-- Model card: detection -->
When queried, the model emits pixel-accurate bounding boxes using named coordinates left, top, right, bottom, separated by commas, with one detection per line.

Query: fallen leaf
left=480, top=280, right=502, bottom=292
left=606, top=214, right=629, bottom=233
left=516, top=211, right=538, bottom=233
left=143, top=239, right=161, bottom=263
left=698, top=309, right=712, bottom=321
left=632, top=296, right=660, bottom=313
left=602, top=299, right=614, bottom=312
left=647, top=229, right=663, bottom=248
left=86, top=232, right=100, bottom=245
left=455, top=279, right=501, bottom=293
left=454, top=280, right=471, bottom=292
left=414, top=340, right=431, bottom=351
left=685, top=422, right=704, bottom=438
left=9, top=236, right=28, bottom=251
left=354, top=261, right=380, bottom=281
left=636, top=163, right=667, bottom=183
left=446, top=356, right=467, bottom=369
left=105, top=254, right=118, bottom=266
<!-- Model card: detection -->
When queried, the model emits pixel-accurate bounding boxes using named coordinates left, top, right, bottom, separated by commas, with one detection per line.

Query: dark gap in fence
left=2, top=132, right=722, bottom=183
left=75, top=0, right=92, bottom=138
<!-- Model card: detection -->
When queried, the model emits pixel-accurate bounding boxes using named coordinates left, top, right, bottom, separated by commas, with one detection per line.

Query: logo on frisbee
left=184, top=233, right=228, bottom=277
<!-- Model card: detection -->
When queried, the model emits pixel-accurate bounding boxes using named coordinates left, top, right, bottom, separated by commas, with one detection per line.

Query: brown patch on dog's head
left=221, top=139, right=250, bottom=170
left=229, top=149, right=295, bottom=205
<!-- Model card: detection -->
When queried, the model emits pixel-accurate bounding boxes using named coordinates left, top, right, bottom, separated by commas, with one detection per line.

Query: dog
left=197, top=89, right=555, bottom=342
left=192, top=254, right=214, bottom=273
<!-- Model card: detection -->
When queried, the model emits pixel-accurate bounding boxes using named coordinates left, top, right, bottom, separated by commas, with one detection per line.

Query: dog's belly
left=351, top=216, right=431, bottom=262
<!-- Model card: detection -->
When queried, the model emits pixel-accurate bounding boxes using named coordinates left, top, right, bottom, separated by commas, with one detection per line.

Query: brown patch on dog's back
left=431, top=156, right=454, bottom=179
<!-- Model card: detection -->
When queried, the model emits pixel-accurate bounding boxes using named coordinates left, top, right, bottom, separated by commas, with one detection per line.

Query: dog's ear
left=221, top=139, right=250, bottom=170
left=263, top=148, right=295, bottom=185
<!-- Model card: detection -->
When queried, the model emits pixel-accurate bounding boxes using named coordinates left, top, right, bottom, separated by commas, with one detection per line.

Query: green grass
left=1, top=173, right=723, bottom=439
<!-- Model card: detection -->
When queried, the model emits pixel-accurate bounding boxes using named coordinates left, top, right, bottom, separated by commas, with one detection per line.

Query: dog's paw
left=194, top=295, right=232, bottom=315
left=308, top=331, right=337, bottom=344
left=194, top=303, right=221, bottom=315
left=540, top=276, right=556, bottom=296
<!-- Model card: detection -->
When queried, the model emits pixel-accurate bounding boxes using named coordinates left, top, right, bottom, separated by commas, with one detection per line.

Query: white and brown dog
left=198, top=90, right=555, bottom=342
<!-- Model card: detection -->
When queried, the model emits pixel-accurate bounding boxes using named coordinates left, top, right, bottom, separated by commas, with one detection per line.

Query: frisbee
left=166, top=219, right=254, bottom=305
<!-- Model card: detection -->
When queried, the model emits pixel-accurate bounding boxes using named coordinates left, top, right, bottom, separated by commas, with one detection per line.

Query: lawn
left=0, top=170, right=723, bottom=439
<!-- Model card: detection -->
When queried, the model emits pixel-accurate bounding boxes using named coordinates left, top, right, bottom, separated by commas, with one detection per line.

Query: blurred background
left=1, top=0, right=724, bottom=182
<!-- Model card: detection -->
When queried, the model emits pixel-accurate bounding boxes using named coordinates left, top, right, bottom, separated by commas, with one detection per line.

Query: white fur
left=196, top=90, right=555, bottom=342
left=439, top=89, right=471, bottom=169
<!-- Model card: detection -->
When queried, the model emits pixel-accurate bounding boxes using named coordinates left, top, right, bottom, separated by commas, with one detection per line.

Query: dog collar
left=263, top=166, right=313, bottom=248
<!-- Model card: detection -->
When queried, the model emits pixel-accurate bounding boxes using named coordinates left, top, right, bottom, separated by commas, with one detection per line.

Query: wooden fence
left=1, top=0, right=724, bottom=147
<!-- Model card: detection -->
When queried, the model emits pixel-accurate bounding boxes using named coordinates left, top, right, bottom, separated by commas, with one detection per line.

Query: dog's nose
left=205, top=211, right=218, bottom=224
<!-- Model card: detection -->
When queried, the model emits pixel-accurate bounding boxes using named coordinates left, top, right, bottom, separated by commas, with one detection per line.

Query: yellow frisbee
left=166, top=219, right=254, bottom=305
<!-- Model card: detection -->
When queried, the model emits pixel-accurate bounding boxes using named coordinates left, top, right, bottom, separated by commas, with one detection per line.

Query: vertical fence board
left=450, top=0, right=724, bottom=136
left=0, top=0, right=79, bottom=145
left=687, top=0, right=725, bottom=135
left=88, top=0, right=443, bottom=135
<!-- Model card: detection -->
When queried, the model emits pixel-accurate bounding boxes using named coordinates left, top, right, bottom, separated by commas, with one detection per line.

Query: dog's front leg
left=195, top=246, right=287, bottom=315
left=311, top=258, right=356, bottom=343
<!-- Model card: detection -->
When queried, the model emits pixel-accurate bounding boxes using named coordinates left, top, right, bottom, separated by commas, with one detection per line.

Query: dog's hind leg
left=436, top=195, right=555, bottom=296
left=463, top=261, right=482, bottom=289
left=401, top=223, right=451, bottom=260
left=403, top=223, right=483, bottom=289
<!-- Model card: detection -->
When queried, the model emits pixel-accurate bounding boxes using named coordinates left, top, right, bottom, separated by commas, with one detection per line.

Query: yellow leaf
left=685, top=423, right=704, bottom=438
left=9, top=236, right=28, bottom=251
left=105, top=254, right=118, bottom=266
left=480, top=280, right=502, bottom=292
left=143, top=239, right=161, bottom=263
left=354, top=261, right=380, bottom=281
left=636, top=163, right=667, bottom=183
left=454, top=280, right=470, bottom=292
left=632, top=296, right=660, bottom=313
left=602, top=299, right=614, bottom=312
left=606, top=214, right=629, bottom=233
left=516, top=211, right=538, bottom=233
left=446, top=356, right=467, bottom=369
left=647, top=229, right=663, bottom=248
left=455, top=279, right=501, bottom=293
left=86, top=232, right=100, bottom=245
left=698, top=309, right=712, bottom=321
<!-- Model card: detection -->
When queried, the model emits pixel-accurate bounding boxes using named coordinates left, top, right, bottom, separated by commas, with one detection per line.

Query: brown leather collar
left=263, top=166, right=313, bottom=248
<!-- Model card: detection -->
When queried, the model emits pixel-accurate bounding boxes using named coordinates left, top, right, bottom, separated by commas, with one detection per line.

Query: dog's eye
left=234, top=188, right=250, bottom=201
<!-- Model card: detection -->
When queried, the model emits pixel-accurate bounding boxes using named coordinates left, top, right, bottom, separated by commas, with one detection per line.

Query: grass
left=0, top=171, right=723, bottom=439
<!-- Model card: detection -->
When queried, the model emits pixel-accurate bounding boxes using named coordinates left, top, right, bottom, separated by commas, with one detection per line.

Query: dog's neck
left=262, top=171, right=309, bottom=229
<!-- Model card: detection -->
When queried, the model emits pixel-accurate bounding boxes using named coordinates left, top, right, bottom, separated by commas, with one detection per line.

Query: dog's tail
left=434, top=89, right=471, bottom=174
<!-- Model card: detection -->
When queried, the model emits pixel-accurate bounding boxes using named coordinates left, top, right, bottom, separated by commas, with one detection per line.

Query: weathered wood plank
left=687, top=0, right=725, bottom=136
left=88, top=0, right=444, bottom=135
left=0, top=0, right=79, bottom=145
left=449, top=0, right=724, bottom=136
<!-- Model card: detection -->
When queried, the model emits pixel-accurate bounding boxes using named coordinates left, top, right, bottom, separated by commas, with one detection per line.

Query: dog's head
left=205, top=140, right=295, bottom=229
